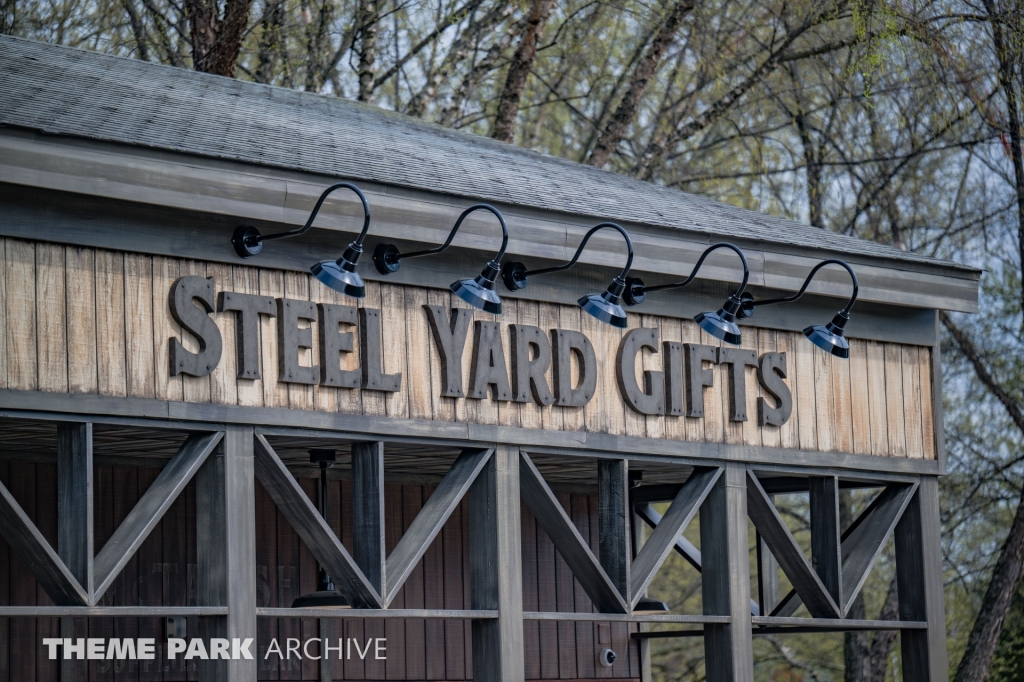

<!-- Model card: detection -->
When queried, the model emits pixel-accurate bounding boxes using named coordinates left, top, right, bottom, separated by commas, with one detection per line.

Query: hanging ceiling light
left=292, top=449, right=350, bottom=609
left=373, top=204, right=508, bottom=314
left=633, top=597, right=670, bottom=615
left=626, top=242, right=751, bottom=345
left=232, top=182, right=373, bottom=300
left=500, top=222, right=644, bottom=329
left=742, top=258, right=858, bottom=359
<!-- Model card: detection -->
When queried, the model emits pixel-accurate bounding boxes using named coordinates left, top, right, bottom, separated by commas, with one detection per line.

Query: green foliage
left=989, top=586, right=1024, bottom=682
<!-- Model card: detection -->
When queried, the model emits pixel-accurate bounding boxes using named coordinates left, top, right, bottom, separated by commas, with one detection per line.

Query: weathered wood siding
left=0, top=462, right=641, bottom=681
left=0, top=238, right=935, bottom=459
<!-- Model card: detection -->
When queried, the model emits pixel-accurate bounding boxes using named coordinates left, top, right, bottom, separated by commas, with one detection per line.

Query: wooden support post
left=352, top=441, right=385, bottom=594
left=57, top=422, right=93, bottom=600
left=896, top=477, right=949, bottom=682
left=196, top=425, right=257, bottom=682
left=756, top=532, right=778, bottom=617
left=60, top=616, right=74, bottom=682
left=598, top=459, right=630, bottom=601
left=809, top=476, right=842, bottom=608
left=701, top=464, right=753, bottom=682
left=470, top=444, right=524, bottom=681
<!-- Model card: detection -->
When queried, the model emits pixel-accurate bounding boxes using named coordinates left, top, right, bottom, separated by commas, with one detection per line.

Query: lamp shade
left=695, top=294, right=743, bottom=345
left=291, top=591, right=351, bottom=609
left=451, top=261, right=502, bottom=314
left=695, top=310, right=741, bottom=345
left=579, top=281, right=628, bottom=328
left=311, top=256, right=366, bottom=299
left=633, top=597, right=669, bottom=614
left=804, top=310, right=851, bottom=358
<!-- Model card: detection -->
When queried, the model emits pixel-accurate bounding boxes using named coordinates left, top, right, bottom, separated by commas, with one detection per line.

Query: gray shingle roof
left=0, top=35, right=976, bottom=273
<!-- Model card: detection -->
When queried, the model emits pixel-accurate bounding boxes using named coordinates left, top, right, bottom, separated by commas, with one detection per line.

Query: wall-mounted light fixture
left=627, top=242, right=750, bottom=345
left=232, top=182, right=373, bottom=299
left=373, top=204, right=508, bottom=314
left=742, top=258, right=858, bottom=359
left=500, top=222, right=644, bottom=328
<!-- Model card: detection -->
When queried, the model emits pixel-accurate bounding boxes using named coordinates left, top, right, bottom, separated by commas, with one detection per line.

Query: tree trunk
left=437, top=13, right=523, bottom=127
left=953, top=484, right=1024, bottom=682
left=794, top=105, right=824, bottom=228
left=122, top=0, right=151, bottom=60
left=184, top=0, right=254, bottom=76
left=1, top=0, right=14, bottom=34
left=587, top=0, right=695, bottom=168
left=255, top=0, right=285, bottom=84
left=867, top=579, right=899, bottom=681
left=982, top=0, right=1024, bottom=328
left=491, top=0, right=555, bottom=143
left=357, top=0, right=378, bottom=102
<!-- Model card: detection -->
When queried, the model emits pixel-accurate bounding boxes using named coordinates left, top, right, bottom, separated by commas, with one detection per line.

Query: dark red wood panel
left=420, top=486, right=445, bottom=681
left=9, top=463, right=37, bottom=681
left=384, top=484, right=405, bottom=681
left=401, top=487, right=425, bottom=682
left=137, top=466, right=163, bottom=681
left=0, top=463, right=9, bottom=682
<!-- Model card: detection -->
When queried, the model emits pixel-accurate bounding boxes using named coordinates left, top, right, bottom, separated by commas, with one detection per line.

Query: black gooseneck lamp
left=500, top=222, right=644, bottom=329
left=372, top=204, right=508, bottom=314
left=627, top=242, right=751, bottom=345
left=742, top=258, right=859, bottom=359
left=232, top=182, right=372, bottom=299
left=292, top=449, right=351, bottom=608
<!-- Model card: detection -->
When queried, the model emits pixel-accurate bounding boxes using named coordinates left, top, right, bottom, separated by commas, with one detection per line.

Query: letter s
left=169, top=276, right=222, bottom=377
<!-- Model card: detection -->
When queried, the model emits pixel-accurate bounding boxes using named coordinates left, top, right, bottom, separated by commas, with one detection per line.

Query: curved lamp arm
left=637, top=242, right=750, bottom=298
left=501, top=222, right=634, bottom=292
left=373, top=203, right=508, bottom=274
left=750, top=258, right=858, bottom=314
left=232, top=182, right=371, bottom=258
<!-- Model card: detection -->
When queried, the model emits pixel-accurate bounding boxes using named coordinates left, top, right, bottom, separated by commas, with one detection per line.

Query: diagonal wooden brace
left=770, top=482, right=918, bottom=618
left=520, top=451, right=629, bottom=614
left=631, top=467, right=721, bottom=609
left=747, top=470, right=841, bottom=619
left=93, top=431, right=223, bottom=603
left=0, top=477, right=89, bottom=606
left=384, top=447, right=492, bottom=606
left=635, top=501, right=761, bottom=616
left=254, top=434, right=383, bottom=609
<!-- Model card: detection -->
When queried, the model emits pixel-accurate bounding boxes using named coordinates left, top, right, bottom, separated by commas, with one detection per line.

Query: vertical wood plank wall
left=0, top=463, right=641, bottom=681
left=0, top=239, right=935, bottom=460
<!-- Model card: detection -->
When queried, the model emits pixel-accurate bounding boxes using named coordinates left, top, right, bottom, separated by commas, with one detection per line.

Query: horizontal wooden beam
left=523, top=612, right=730, bottom=624
left=0, top=606, right=229, bottom=617
left=753, top=616, right=928, bottom=630
left=93, top=431, right=224, bottom=603
left=0, top=391, right=945, bottom=477
left=384, top=448, right=492, bottom=605
left=0, top=478, right=88, bottom=606
left=253, top=434, right=382, bottom=608
left=634, top=619, right=929, bottom=639
left=520, top=452, right=628, bottom=614
left=259, top=608, right=498, bottom=619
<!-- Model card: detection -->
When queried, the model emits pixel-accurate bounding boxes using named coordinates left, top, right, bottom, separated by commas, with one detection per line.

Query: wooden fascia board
left=0, top=130, right=979, bottom=313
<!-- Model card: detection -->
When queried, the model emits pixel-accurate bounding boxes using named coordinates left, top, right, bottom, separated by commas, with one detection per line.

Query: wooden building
left=0, top=35, right=979, bottom=681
